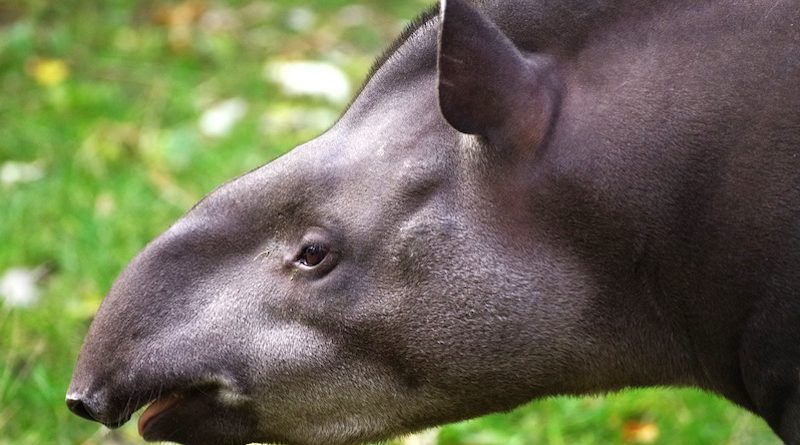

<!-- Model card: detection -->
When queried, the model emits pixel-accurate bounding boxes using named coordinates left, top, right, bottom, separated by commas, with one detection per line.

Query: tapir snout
left=69, top=1, right=800, bottom=444
left=67, top=213, right=266, bottom=443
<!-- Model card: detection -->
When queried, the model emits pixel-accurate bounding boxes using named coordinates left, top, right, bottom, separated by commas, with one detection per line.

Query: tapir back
left=540, top=1, right=800, bottom=438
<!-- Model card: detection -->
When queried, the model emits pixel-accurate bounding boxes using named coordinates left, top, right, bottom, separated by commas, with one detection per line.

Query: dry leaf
left=198, top=98, right=248, bottom=138
left=399, top=429, right=438, bottom=445
left=28, top=58, right=69, bottom=87
left=623, top=420, right=659, bottom=443
left=0, top=266, right=48, bottom=308
left=0, top=160, right=45, bottom=186
left=152, top=0, right=207, bottom=51
left=152, top=0, right=206, bottom=28
left=265, top=60, right=351, bottom=104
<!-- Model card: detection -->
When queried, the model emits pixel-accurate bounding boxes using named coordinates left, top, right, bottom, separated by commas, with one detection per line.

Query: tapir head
left=67, top=1, right=697, bottom=444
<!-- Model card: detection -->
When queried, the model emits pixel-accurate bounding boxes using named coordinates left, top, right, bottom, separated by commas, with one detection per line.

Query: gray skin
left=67, top=0, right=800, bottom=444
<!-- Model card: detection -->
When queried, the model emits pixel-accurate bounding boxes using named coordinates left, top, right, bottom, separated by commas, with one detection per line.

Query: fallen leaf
left=623, top=420, right=660, bottom=443
left=286, top=7, right=317, bottom=32
left=198, top=7, right=240, bottom=33
left=399, top=429, right=439, bottom=445
left=0, top=266, right=48, bottom=308
left=198, top=97, right=248, bottom=138
left=152, top=0, right=206, bottom=28
left=28, top=58, right=69, bottom=87
left=0, top=160, right=45, bottom=186
left=265, top=60, right=351, bottom=104
left=152, top=0, right=206, bottom=51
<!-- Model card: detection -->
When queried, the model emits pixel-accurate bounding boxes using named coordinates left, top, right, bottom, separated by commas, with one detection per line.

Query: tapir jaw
left=136, top=386, right=262, bottom=445
left=67, top=373, right=263, bottom=445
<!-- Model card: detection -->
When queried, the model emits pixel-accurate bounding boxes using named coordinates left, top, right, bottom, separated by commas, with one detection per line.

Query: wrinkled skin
left=67, top=0, right=800, bottom=444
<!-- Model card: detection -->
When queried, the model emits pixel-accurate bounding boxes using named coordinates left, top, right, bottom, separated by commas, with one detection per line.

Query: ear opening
left=437, top=0, right=560, bottom=155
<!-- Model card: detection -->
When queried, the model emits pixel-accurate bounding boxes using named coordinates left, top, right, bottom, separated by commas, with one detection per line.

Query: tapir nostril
left=66, top=397, right=97, bottom=422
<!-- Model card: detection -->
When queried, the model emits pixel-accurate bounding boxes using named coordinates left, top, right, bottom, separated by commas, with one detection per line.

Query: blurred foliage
left=0, top=0, right=782, bottom=444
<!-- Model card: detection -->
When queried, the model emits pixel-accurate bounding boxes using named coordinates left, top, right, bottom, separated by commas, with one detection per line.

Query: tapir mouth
left=132, top=383, right=258, bottom=445
left=138, top=392, right=185, bottom=437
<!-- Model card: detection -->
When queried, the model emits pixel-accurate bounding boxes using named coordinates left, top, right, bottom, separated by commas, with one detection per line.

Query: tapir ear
left=437, top=0, right=559, bottom=153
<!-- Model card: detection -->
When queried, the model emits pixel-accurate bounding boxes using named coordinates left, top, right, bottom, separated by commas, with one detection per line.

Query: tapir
left=67, top=0, right=800, bottom=444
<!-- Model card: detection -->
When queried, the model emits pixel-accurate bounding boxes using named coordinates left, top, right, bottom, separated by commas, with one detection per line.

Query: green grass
left=0, top=1, right=782, bottom=444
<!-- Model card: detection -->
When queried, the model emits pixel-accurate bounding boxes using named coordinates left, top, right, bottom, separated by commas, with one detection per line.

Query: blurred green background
left=0, top=1, right=782, bottom=444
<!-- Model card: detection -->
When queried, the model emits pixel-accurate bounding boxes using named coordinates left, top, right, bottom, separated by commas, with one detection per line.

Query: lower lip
left=138, top=393, right=183, bottom=437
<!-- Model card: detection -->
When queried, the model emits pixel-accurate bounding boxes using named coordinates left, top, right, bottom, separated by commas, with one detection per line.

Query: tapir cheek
left=252, top=324, right=339, bottom=374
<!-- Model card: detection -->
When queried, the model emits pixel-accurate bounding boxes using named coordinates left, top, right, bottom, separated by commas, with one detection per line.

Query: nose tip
left=66, top=396, right=98, bottom=422
left=66, top=392, right=130, bottom=428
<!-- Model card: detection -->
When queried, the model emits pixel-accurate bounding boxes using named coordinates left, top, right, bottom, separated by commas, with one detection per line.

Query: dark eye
left=298, top=243, right=328, bottom=267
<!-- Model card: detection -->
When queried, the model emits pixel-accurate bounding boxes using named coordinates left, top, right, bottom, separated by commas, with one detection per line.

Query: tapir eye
left=298, top=243, right=328, bottom=267
left=288, top=228, right=338, bottom=275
